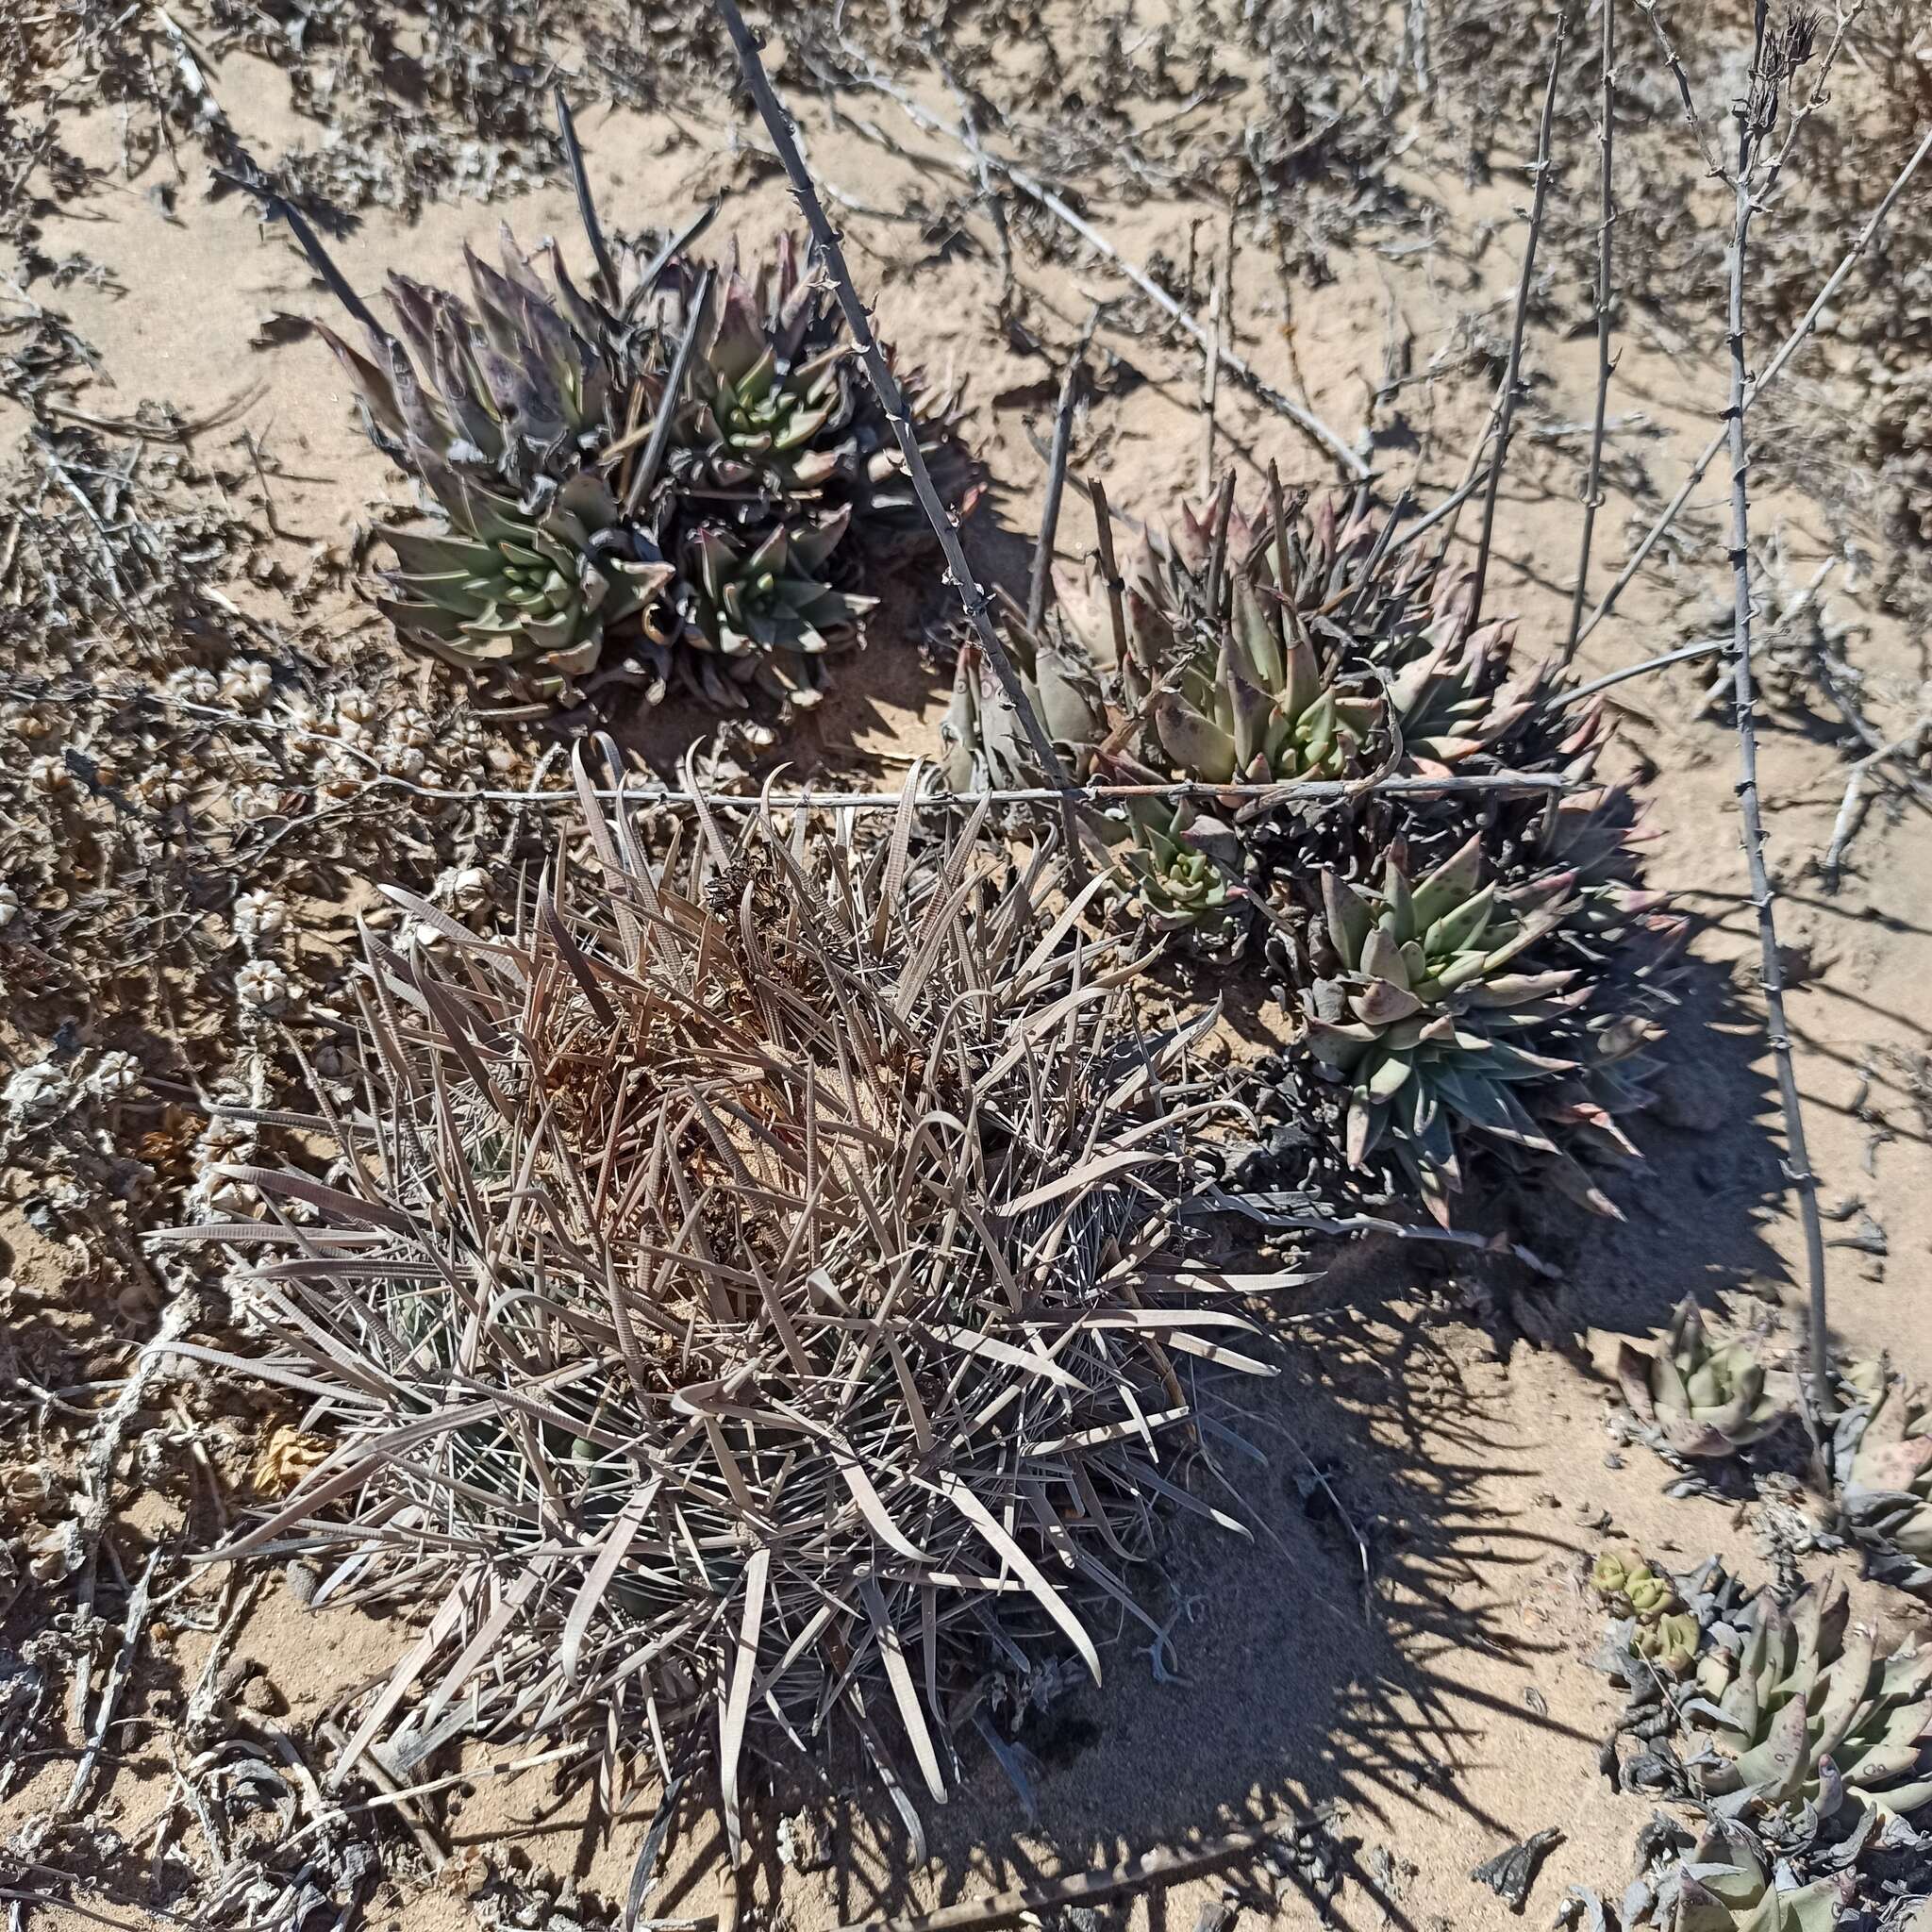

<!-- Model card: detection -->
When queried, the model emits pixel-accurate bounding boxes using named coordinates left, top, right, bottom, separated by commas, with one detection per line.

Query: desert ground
left=2, top=4, right=1929, bottom=1931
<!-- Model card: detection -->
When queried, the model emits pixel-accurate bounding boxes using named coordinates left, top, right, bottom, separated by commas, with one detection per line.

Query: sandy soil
left=3, top=8, right=1929, bottom=1932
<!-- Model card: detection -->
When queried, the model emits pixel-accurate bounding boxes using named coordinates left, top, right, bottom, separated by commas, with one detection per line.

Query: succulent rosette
left=299, top=141, right=975, bottom=714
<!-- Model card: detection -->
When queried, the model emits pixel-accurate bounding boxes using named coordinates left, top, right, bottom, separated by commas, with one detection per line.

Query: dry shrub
left=168, top=759, right=1298, bottom=1845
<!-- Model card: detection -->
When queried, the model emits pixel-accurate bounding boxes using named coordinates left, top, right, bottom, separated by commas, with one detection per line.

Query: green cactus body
left=1666, top=1825, right=1845, bottom=1932
left=1687, top=1578, right=1932, bottom=1824
left=1615, top=1299, right=1791, bottom=1460
left=677, top=508, right=875, bottom=709
left=313, top=220, right=970, bottom=712
left=1298, top=834, right=1610, bottom=1223
left=378, top=469, right=673, bottom=702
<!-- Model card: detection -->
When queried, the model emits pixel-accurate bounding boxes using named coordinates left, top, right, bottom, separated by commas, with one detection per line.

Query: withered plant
left=171, top=760, right=1294, bottom=1850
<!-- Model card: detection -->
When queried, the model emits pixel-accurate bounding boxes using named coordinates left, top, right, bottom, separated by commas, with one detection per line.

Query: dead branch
left=1467, top=18, right=1565, bottom=631
left=1719, top=5, right=1832, bottom=1427
left=1564, top=0, right=1619, bottom=663
left=705, top=0, right=1083, bottom=877
left=1575, top=122, right=1932, bottom=646
left=829, top=51, right=1371, bottom=479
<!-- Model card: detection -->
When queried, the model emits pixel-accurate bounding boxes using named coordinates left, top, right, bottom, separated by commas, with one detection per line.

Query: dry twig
left=1467, top=19, right=1565, bottom=631
left=1719, top=5, right=1832, bottom=1426
left=1564, top=0, right=1619, bottom=663
left=1575, top=122, right=1932, bottom=646
left=706, top=0, right=1083, bottom=874
left=827, top=49, right=1371, bottom=478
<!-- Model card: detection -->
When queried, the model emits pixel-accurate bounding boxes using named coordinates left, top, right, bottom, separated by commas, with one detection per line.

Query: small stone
left=240, top=1674, right=282, bottom=1714
left=776, top=1808, right=833, bottom=1873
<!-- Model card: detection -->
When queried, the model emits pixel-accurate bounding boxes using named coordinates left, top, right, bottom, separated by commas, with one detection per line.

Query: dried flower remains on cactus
left=301, top=107, right=977, bottom=712
left=165, top=758, right=1305, bottom=1847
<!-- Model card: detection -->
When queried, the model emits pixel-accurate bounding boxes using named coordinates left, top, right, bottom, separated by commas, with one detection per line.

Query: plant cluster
left=1682, top=1577, right=1932, bottom=1827
left=942, top=480, right=1682, bottom=1226
left=311, top=190, right=976, bottom=711
left=1617, top=1299, right=1792, bottom=1463
left=1591, top=1557, right=1931, bottom=1931
left=178, top=767, right=1294, bottom=1841
left=1593, top=1548, right=1702, bottom=1677
left=1828, top=1357, right=1932, bottom=1601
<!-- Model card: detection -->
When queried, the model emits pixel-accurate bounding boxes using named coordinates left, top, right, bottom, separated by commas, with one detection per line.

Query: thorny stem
left=624, top=269, right=713, bottom=515
left=827, top=45, right=1372, bottom=479
left=1563, top=0, right=1617, bottom=664
left=1551, top=635, right=1725, bottom=708
left=707, top=0, right=1087, bottom=870
left=1089, top=478, right=1130, bottom=672
left=553, top=85, right=619, bottom=307
left=1636, top=0, right=1724, bottom=178
left=1575, top=125, right=1932, bottom=647
left=1467, top=16, right=1565, bottom=633
left=1027, top=352, right=1084, bottom=634
left=1722, top=6, right=1832, bottom=1429
left=1198, top=247, right=1223, bottom=498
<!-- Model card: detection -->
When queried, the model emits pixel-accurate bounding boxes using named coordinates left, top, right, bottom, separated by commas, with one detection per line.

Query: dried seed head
left=235, top=958, right=295, bottom=1015
left=85, top=1051, right=142, bottom=1102
left=434, top=865, right=492, bottom=915
left=165, top=666, right=221, bottom=708
left=218, top=661, right=275, bottom=711
left=25, top=757, right=72, bottom=797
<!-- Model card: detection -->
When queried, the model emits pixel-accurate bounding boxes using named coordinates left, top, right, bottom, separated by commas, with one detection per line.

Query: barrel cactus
left=940, top=618, right=1109, bottom=795
left=1110, top=796, right=1247, bottom=948
left=1594, top=1549, right=1678, bottom=1619
left=1593, top=1551, right=1703, bottom=1678
left=937, top=474, right=1676, bottom=1224
left=668, top=242, right=853, bottom=496
left=1120, top=532, right=1382, bottom=785
left=939, top=612, right=1258, bottom=951
left=1616, top=1300, right=1791, bottom=1461
left=1634, top=1612, right=1705, bottom=1679
left=165, top=758, right=1296, bottom=1848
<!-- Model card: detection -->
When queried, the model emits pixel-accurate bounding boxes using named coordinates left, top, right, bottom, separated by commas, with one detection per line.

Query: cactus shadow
left=779, top=957, right=1794, bottom=1928
left=1525, top=946, right=1794, bottom=1346
left=784, top=1250, right=1591, bottom=1932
